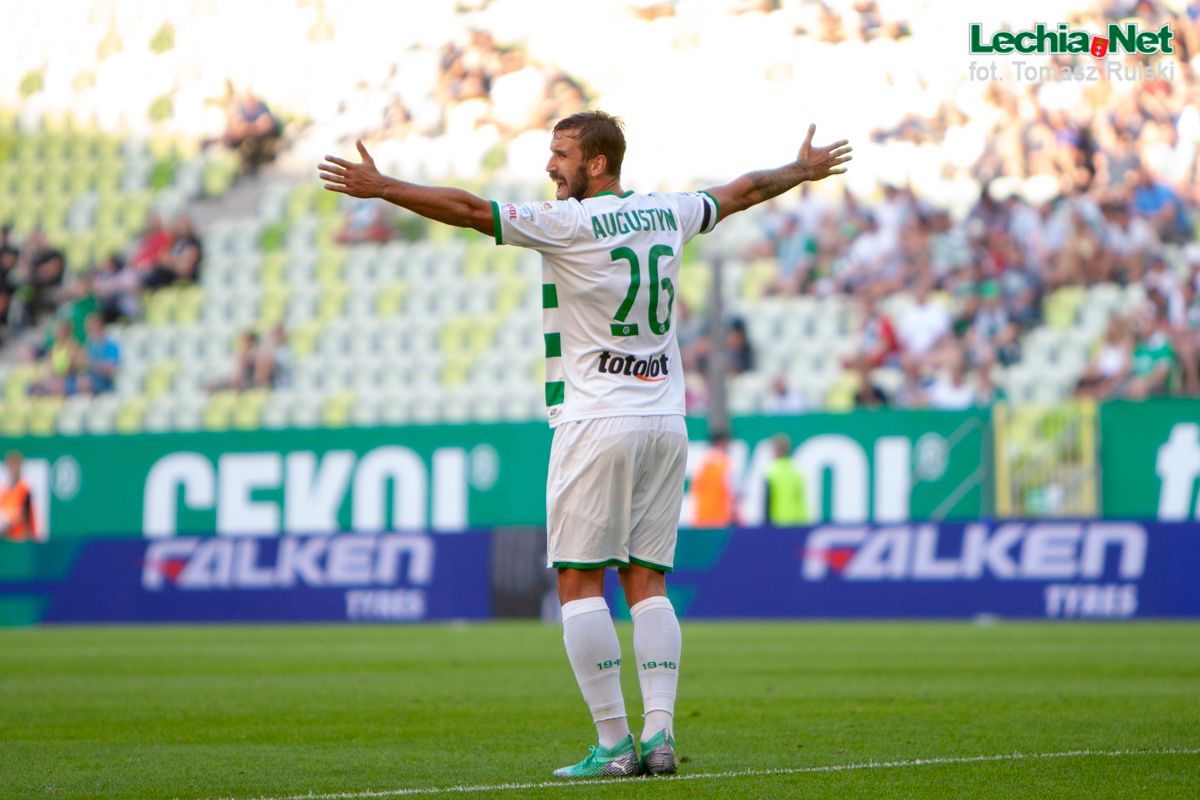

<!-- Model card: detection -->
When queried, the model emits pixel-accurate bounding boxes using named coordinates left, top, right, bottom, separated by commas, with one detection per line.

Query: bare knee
left=618, top=564, right=667, bottom=608
left=557, top=567, right=607, bottom=605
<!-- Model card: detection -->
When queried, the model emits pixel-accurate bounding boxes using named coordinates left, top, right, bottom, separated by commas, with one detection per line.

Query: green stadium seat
left=55, top=396, right=90, bottom=436
left=289, top=394, right=322, bottom=428
left=143, top=398, right=175, bottom=433
left=379, top=397, right=413, bottom=426
left=1, top=401, right=30, bottom=436
left=174, top=287, right=205, bottom=325
left=350, top=397, right=382, bottom=427
left=233, top=389, right=269, bottom=430
left=3, top=364, right=37, bottom=404
left=144, top=360, right=178, bottom=400
left=202, top=391, right=237, bottom=431
left=316, top=284, right=348, bottom=322
left=824, top=371, right=860, bottom=413
left=115, top=396, right=148, bottom=434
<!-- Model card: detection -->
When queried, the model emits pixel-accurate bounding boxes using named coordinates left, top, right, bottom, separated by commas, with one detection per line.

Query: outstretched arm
left=319, top=141, right=494, bottom=237
left=703, top=124, right=851, bottom=221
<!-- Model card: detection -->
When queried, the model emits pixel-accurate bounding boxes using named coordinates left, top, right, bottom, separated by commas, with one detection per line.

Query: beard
left=553, top=164, right=590, bottom=201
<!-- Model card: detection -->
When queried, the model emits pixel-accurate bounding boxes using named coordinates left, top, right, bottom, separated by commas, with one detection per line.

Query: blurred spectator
left=0, top=226, right=16, bottom=335
left=1101, top=201, right=1158, bottom=284
left=761, top=375, right=807, bottom=414
left=1048, top=209, right=1103, bottom=289
left=926, top=355, right=978, bottom=410
left=1130, top=167, right=1190, bottom=244
left=1176, top=259, right=1200, bottom=394
left=254, top=325, right=293, bottom=389
left=850, top=356, right=889, bottom=409
left=220, top=84, right=282, bottom=174
left=974, top=357, right=1001, bottom=405
left=675, top=299, right=705, bottom=372
left=141, top=215, right=204, bottom=291
left=60, top=272, right=100, bottom=344
left=757, top=207, right=813, bottom=296
left=896, top=278, right=951, bottom=369
left=965, top=280, right=1019, bottom=367
left=75, top=313, right=120, bottom=395
left=1125, top=294, right=1177, bottom=399
left=15, top=229, right=66, bottom=323
left=129, top=212, right=174, bottom=282
left=892, top=359, right=932, bottom=409
left=0, top=450, right=38, bottom=542
left=691, top=431, right=736, bottom=528
left=336, top=198, right=394, bottom=245
left=0, top=225, right=16, bottom=263
left=94, top=254, right=141, bottom=322
left=34, top=319, right=82, bottom=397
left=764, top=435, right=808, bottom=527
left=724, top=317, right=754, bottom=375
left=692, top=316, right=754, bottom=379
left=212, top=330, right=261, bottom=391
left=683, top=372, right=710, bottom=415
left=165, top=215, right=205, bottom=284
left=840, top=212, right=898, bottom=292
left=1075, top=317, right=1133, bottom=400
left=847, top=288, right=900, bottom=369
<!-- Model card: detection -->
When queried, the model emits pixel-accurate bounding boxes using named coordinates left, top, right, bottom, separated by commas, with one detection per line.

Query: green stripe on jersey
left=545, top=381, right=565, bottom=406
left=610, top=323, right=639, bottom=337
left=629, top=555, right=674, bottom=573
left=544, top=332, right=561, bottom=358
left=552, top=558, right=629, bottom=570
left=542, top=283, right=558, bottom=309
left=490, top=201, right=503, bottom=245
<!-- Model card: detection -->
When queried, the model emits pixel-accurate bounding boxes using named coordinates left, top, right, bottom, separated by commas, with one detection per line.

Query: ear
left=589, top=154, right=608, bottom=178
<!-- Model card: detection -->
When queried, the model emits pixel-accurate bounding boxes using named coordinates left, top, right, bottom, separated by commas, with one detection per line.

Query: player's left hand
left=797, top=124, right=852, bottom=182
left=319, top=140, right=384, bottom=198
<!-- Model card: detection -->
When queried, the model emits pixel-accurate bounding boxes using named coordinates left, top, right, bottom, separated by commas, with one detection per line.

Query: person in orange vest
left=1, top=450, right=38, bottom=542
left=691, top=431, right=736, bottom=528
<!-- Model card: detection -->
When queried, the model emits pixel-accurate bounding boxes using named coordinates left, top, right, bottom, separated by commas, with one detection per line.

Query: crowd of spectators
left=701, top=0, right=1200, bottom=411
left=737, top=175, right=1200, bottom=411
left=210, top=325, right=293, bottom=392
left=0, top=210, right=206, bottom=399
left=335, top=26, right=590, bottom=175
left=411, top=29, right=588, bottom=140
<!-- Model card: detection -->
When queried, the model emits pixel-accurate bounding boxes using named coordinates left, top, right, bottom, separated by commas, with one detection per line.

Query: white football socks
left=630, top=595, right=681, bottom=741
left=561, top=596, right=630, bottom=748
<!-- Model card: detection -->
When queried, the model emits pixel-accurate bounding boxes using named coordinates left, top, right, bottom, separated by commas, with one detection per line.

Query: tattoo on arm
left=745, top=162, right=811, bottom=205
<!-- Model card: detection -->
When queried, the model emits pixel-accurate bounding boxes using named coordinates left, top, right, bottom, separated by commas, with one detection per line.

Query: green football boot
left=552, top=734, right=641, bottom=778
left=639, top=729, right=677, bottom=775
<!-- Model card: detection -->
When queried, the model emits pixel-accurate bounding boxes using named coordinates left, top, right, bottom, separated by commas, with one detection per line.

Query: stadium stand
left=1, top=0, right=1198, bottom=435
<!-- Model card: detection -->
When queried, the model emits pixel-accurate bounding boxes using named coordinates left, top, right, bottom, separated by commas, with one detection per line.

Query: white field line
left=207, top=747, right=1200, bottom=800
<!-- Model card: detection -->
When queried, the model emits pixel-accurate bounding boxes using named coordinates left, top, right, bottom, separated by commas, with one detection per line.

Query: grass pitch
left=0, top=622, right=1197, bottom=799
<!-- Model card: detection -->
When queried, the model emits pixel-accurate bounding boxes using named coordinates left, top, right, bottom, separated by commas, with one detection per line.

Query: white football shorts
left=546, top=414, right=688, bottom=572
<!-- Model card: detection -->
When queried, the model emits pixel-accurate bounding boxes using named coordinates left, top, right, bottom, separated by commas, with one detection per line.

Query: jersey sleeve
left=490, top=199, right=582, bottom=250
left=670, top=191, right=720, bottom=241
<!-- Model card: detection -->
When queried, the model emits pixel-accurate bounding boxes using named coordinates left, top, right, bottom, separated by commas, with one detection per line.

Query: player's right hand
left=319, top=140, right=384, bottom=198
left=797, top=124, right=852, bottom=182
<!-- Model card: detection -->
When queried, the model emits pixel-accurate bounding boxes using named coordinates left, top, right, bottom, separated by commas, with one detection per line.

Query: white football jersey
left=491, top=190, right=719, bottom=427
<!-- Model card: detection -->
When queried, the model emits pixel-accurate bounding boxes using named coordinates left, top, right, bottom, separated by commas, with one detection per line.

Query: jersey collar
left=592, top=190, right=634, bottom=198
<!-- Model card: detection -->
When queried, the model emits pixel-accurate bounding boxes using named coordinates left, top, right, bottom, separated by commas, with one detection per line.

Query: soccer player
left=319, top=112, right=850, bottom=778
